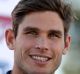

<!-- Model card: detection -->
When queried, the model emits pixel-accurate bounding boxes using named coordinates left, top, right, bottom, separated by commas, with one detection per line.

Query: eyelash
left=48, top=33, right=61, bottom=38
left=25, top=31, right=38, bottom=36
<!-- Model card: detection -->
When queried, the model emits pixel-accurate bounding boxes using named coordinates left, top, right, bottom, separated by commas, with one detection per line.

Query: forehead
left=19, top=11, right=64, bottom=32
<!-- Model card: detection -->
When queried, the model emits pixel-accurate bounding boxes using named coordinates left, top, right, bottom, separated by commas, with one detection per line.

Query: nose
left=35, top=37, right=49, bottom=51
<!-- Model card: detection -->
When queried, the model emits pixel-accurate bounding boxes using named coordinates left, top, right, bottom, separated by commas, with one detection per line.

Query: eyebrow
left=23, top=26, right=63, bottom=35
left=23, top=26, right=40, bottom=32
left=48, top=30, right=63, bottom=36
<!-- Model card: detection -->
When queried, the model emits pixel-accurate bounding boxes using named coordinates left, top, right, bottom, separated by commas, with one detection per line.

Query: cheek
left=14, top=38, right=36, bottom=63
left=50, top=40, right=65, bottom=55
left=19, top=37, right=37, bottom=55
left=18, top=37, right=36, bottom=49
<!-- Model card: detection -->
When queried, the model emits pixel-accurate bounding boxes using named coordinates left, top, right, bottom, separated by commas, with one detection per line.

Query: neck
left=12, top=65, right=55, bottom=74
left=12, top=65, right=25, bottom=74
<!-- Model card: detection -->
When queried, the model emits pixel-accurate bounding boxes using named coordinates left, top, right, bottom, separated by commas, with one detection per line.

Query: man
left=5, top=0, right=74, bottom=74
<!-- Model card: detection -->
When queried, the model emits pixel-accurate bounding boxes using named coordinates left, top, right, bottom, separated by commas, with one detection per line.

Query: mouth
left=29, top=55, right=52, bottom=62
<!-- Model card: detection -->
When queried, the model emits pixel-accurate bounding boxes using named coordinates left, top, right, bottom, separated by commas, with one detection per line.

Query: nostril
left=35, top=44, right=48, bottom=52
left=35, top=46, right=40, bottom=49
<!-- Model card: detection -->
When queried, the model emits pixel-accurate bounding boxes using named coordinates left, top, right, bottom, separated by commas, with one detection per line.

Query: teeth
left=31, top=56, right=48, bottom=62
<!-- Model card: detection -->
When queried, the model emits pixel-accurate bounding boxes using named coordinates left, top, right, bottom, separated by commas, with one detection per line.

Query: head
left=5, top=0, right=74, bottom=74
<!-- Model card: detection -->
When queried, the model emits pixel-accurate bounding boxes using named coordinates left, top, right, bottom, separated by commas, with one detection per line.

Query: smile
left=30, top=55, right=51, bottom=62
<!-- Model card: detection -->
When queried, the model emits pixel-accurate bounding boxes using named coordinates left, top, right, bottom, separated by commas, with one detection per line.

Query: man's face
left=6, top=11, right=70, bottom=74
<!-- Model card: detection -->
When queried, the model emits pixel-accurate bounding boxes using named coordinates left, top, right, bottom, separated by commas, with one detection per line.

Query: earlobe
left=63, top=35, right=71, bottom=55
left=5, top=29, right=15, bottom=50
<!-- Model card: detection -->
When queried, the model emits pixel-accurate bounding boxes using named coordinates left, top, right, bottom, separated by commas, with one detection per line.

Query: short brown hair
left=12, top=0, right=74, bottom=38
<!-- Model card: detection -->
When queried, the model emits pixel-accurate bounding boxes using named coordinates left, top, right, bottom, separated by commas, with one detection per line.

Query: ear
left=5, top=29, right=15, bottom=50
left=63, top=35, right=71, bottom=55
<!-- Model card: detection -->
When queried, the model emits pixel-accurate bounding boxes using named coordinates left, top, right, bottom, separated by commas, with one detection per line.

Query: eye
left=24, top=30, right=38, bottom=36
left=48, top=33, right=61, bottom=39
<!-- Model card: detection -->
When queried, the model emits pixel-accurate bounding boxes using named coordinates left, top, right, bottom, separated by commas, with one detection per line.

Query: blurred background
left=0, top=0, right=80, bottom=74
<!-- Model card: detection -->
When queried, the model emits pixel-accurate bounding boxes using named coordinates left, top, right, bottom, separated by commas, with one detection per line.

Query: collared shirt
left=6, top=71, right=11, bottom=74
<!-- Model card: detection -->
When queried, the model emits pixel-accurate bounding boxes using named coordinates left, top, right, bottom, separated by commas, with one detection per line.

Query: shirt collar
left=7, top=70, right=11, bottom=74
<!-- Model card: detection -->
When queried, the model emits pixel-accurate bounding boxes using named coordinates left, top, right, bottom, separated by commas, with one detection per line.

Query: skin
left=5, top=11, right=71, bottom=74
